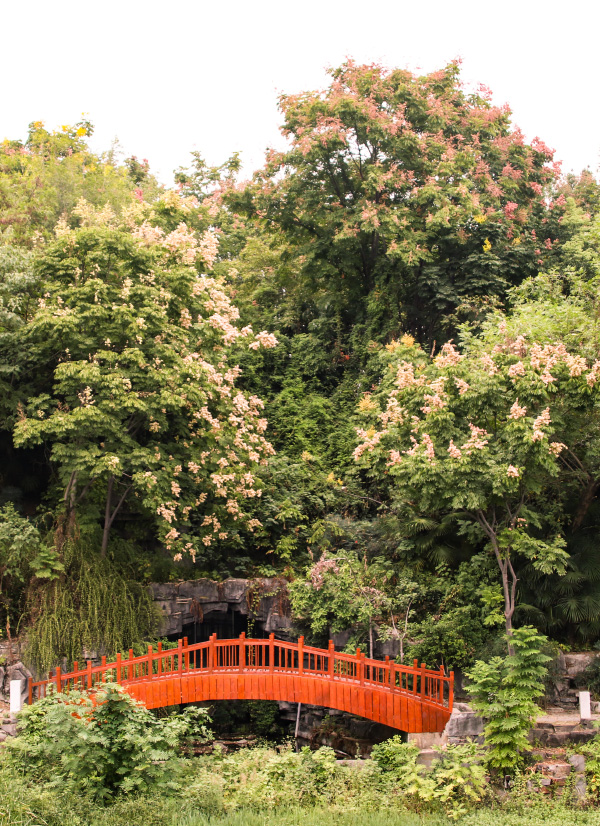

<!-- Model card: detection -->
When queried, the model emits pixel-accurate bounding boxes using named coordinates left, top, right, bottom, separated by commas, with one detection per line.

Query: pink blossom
left=435, top=341, right=463, bottom=368
left=480, top=353, right=497, bottom=376
left=549, top=442, right=566, bottom=456
left=508, top=399, right=527, bottom=420
left=447, top=440, right=462, bottom=459
left=507, top=465, right=520, bottom=478
left=461, top=423, right=489, bottom=453
left=508, top=361, right=526, bottom=380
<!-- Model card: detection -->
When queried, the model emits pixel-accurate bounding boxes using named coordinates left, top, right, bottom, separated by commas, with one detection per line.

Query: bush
left=7, top=681, right=211, bottom=801
left=467, top=626, right=550, bottom=776
left=371, top=735, right=487, bottom=819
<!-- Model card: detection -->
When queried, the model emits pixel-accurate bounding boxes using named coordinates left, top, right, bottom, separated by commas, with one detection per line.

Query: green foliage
left=7, top=681, right=211, bottom=801
left=289, top=550, right=402, bottom=653
left=208, top=699, right=286, bottom=739
left=573, top=732, right=600, bottom=802
left=0, top=503, right=63, bottom=634
left=0, top=119, right=160, bottom=246
left=25, top=539, right=157, bottom=673
left=371, top=736, right=487, bottom=819
left=467, top=626, right=550, bottom=775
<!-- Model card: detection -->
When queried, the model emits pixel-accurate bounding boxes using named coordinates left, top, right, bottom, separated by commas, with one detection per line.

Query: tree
left=0, top=119, right=159, bottom=246
left=229, top=59, right=560, bottom=348
left=353, top=327, right=600, bottom=647
left=8, top=198, right=278, bottom=561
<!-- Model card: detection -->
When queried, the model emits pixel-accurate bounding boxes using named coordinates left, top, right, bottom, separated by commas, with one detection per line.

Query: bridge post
left=298, top=636, right=304, bottom=675
left=178, top=639, right=183, bottom=675
left=55, top=667, right=61, bottom=693
left=269, top=633, right=274, bottom=673
left=420, top=663, right=426, bottom=700
left=209, top=634, right=215, bottom=673
left=449, top=671, right=454, bottom=712
left=116, top=653, right=122, bottom=683
left=183, top=637, right=189, bottom=671
left=87, top=660, right=92, bottom=689
left=157, top=642, right=162, bottom=677
left=328, top=640, right=334, bottom=677
left=413, top=659, right=418, bottom=694
left=356, top=649, right=363, bottom=684
left=239, top=632, right=245, bottom=672
left=129, top=649, right=134, bottom=680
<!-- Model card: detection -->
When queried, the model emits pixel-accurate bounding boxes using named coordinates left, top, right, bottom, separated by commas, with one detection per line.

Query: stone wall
left=150, top=577, right=293, bottom=639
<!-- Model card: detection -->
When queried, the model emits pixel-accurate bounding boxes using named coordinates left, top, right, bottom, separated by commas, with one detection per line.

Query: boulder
left=443, top=703, right=484, bottom=743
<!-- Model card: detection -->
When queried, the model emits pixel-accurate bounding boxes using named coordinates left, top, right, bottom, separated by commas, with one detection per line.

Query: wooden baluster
left=438, top=665, right=444, bottom=705
left=55, top=666, right=61, bottom=693
left=87, top=660, right=92, bottom=689
left=412, top=659, right=418, bottom=693
left=239, top=632, right=245, bottom=673
left=72, top=661, right=78, bottom=690
left=328, top=640, right=334, bottom=678
left=101, top=655, right=106, bottom=684
left=420, top=663, right=426, bottom=700
left=183, top=637, right=189, bottom=671
left=356, top=649, right=363, bottom=685
left=298, top=636, right=304, bottom=675
left=147, top=644, right=153, bottom=679
left=384, top=655, right=389, bottom=688
left=269, top=633, right=274, bottom=673
left=116, top=653, right=122, bottom=683
left=177, top=639, right=183, bottom=675
left=157, top=642, right=162, bottom=677
left=129, top=649, right=134, bottom=681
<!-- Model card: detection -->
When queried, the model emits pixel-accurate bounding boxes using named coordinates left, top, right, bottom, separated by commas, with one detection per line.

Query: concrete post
left=10, top=680, right=23, bottom=714
left=580, top=691, right=592, bottom=721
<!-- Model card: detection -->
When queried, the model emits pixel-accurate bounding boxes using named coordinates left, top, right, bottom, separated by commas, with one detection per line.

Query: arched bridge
left=30, top=634, right=454, bottom=733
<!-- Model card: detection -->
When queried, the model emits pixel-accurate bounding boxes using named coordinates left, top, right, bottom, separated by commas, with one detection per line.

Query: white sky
left=2, top=0, right=599, bottom=184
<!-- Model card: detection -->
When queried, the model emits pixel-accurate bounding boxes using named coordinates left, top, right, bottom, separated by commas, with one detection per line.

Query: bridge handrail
left=29, top=633, right=453, bottom=712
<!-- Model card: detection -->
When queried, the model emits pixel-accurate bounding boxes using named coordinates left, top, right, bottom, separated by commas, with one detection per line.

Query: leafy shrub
left=371, top=735, right=487, bottom=818
left=467, top=626, right=550, bottom=776
left=7, top=682, right=211, bottom=800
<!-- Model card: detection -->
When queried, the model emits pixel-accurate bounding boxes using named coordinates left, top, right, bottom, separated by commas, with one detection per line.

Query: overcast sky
left=2, top=0, right=598, bottom=184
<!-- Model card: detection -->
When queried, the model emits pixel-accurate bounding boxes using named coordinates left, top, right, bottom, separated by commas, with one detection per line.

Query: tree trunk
left=572, top=477, right=600, bottom=532
left=101, top=476, right=114, bottom=557
left=101, top=477, right=132, bottom=557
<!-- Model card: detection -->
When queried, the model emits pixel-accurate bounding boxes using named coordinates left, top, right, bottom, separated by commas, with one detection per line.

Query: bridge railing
left=29, top=633, right=453, bottom=712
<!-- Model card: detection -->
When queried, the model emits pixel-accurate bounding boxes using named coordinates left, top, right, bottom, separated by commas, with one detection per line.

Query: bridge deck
left=30, top=634, right=454, bottom=733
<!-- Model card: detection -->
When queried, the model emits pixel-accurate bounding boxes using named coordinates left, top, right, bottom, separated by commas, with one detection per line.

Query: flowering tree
left=231, top=60, right=562, bottom=345
left=353, top=331, right=600, bottom=644
left=12, top=198, right=278, bottom=560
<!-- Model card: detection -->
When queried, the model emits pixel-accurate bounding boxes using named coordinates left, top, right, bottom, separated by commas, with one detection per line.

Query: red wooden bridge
left=30, top=634, right=454, bottom=733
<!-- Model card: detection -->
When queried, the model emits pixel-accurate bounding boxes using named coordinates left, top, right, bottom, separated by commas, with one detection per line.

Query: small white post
left=10, top=680, right=23, bottom=715
left=580, top=690, right=591, bottom=721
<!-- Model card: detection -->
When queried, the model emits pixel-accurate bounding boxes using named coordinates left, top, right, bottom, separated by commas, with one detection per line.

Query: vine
left=25, top=539, right=158, bottom=674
